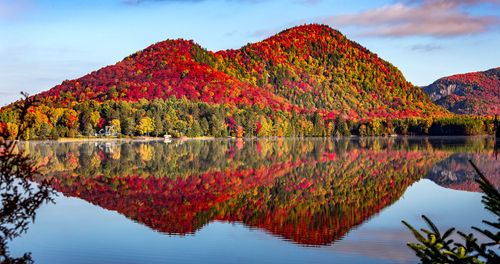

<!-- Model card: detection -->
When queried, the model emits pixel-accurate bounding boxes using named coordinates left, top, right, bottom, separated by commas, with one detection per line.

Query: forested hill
left=215, top=25, right=444, bottom=119
left=37, top=24, right=445, bottom=119
left=423, top=67, right=500, bottom=116
left=39, top=38, right=294, bottom=113
left=2, top=24, right=458, bottom=139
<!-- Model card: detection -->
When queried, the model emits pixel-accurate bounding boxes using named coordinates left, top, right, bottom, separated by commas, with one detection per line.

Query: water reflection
left=1, top=148, right=55, bottom=263
left=24, top=137, right=498, bottom=247
left=427, top=153, right=500, bottom=191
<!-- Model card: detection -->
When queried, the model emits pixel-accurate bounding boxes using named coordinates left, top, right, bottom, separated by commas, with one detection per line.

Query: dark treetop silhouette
left=0, top=94, right=55, bottom=263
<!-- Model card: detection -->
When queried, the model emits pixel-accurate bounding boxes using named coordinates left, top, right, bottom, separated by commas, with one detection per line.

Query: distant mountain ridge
left=423, top=67, right=500, bottom=116
left=37, top=24, right=445, bottom=119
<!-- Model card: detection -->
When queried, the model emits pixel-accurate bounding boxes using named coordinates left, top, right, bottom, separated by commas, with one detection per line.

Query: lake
left=6, top=137, right=500, bottom=264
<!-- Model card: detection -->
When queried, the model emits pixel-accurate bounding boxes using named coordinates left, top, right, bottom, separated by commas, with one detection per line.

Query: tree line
left=0, top=97, right=497, bottom=140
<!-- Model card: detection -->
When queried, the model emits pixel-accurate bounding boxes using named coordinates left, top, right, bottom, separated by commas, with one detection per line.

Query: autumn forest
left=0, top=24, right=498, bottom=139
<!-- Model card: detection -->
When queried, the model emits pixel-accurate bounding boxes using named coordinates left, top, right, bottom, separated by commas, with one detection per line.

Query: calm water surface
left=7, top=137, right=500, bottom=263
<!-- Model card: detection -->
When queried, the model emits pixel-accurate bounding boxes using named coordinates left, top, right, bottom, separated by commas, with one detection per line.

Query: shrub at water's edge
left=403, top=160, right=500, bottom=263
left=0, top=94, right=55, bottom=263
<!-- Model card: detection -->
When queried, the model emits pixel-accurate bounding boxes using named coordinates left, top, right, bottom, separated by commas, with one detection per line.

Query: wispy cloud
left=122, top=0, right=320, bottom=5
left=0, top=0, right=33, bottom=18
left=321, top=0, right=500, bottom=38
left=249, top=29, right=277, bottom=38
left=296, top=0, right=322, bottom=4
left=410, top=43, right=443, bottom=52
left=122, top=0, right=264, bottom=5
left=122, top=0, right=202, bottom=4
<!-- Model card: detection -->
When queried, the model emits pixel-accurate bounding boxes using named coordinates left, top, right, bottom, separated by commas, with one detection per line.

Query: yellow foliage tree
left=136, top=117, right=155, bottom=136
left=111, top=119, right=121, bottom=134
left=90, top=111, right=101, bottom=128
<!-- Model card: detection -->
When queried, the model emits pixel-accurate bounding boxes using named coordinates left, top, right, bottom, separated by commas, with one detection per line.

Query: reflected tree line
left=42, top=140, right=443, bottom=245
left=23, top=136, right=499, bottom=246
left=26, top=137, right=497, bottom=181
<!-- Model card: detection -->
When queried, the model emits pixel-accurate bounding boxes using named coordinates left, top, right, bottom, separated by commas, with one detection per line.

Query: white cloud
left=321, top=0, right=500, bottom=37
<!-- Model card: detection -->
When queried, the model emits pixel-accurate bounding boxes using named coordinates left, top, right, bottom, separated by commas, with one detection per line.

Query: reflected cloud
left=330, top=228, right=415, bottom=263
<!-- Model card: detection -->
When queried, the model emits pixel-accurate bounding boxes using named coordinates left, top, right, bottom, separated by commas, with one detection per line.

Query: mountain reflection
left=27, top=137, right=498, bottom=246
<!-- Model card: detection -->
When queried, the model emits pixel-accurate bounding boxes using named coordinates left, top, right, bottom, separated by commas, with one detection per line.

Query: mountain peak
left=279, top=23, right=339, bottom=34
left=256, top=24, right=346, bottom=48
left=126, top=38, right=199, bottom=61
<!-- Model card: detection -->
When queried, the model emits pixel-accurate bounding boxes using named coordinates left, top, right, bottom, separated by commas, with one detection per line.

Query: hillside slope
left=1, top=24, right=454, bottom=139
left=39, top=39, right=293, bottom=112
left=216, top=25, right=443, bottom=119
left=37, top=24, right=444, bottom=119
left=423, top=67, right=500, bottom=115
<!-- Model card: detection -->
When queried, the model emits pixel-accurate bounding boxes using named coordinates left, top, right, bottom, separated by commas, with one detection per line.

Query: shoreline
left=19, top=134, right=496, bottom=143
left=25, top=136, right=218, bottom=143
left=55, top=137, right=164, bottom=143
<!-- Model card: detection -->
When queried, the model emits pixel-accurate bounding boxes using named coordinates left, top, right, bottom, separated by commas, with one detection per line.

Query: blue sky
left=1, top=0, right=499, bottom=105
